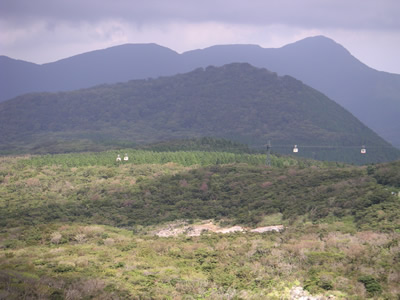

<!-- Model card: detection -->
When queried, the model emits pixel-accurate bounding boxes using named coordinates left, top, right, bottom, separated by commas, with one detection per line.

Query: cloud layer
left=1, top=0, right=399, bottom=73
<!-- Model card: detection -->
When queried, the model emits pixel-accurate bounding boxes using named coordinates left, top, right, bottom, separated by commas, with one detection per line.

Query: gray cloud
left=1, top=0, right=399, bottom=29
left=1, top=0, right=400, bottom=73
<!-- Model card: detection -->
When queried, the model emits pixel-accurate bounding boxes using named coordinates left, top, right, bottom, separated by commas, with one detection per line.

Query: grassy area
left=1, top=151, right=400, bottom=298
left=1, top=222, right=399, bottom=299
left=1, top=153, right=398, bottom=229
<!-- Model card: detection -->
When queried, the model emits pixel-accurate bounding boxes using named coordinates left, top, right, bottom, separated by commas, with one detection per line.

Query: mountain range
left=0, top=63, right=398, bottom=163
left=1, top=36, right=399, bottom=148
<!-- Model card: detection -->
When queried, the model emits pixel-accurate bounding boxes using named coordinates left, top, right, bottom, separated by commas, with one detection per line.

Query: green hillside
left=0, top=63, right=398, bottom=163
left=0, top=150, right=400, bottom=298
left=1, top=150, right=399, bottom=230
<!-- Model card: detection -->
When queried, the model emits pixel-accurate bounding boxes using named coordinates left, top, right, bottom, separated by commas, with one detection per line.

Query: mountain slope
left=0, top=63, right=398, bottom=163
left=182, top=37, right=400, bottom=148
left=2, top=36, right=398, bottom=148
left=0, top=56, right=42, bottom=102
left=0, top=44, right=181, bottom=101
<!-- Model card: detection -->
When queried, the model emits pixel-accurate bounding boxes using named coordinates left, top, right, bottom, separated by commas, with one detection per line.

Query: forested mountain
left=0, top=63, right=398, bottom=163
left=1, top=36, right=399, bottom=148
left=183, top=37, right=400, bottom=149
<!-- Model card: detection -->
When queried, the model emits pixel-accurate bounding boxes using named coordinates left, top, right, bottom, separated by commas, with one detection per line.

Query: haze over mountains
left=0, top=63, right=398, bottom=163
left=1, top=36, right=400, bottom=149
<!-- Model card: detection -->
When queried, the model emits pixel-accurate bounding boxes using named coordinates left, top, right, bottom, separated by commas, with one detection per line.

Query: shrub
left=358, top=275, right=382, bottom=295
left=74, top=234, right=87, bottom=244
left=50, top=232, right=62, bottom=244
left=55, top=262, right=76, bottom=273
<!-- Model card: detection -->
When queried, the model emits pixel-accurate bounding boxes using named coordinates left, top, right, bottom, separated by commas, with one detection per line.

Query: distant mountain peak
left=49, top=42, right=179, bottom=65
left=302, top=35, right=336, bottom=42
left=282, top=35, right=349, bottom=54
left=103, top=42, right=178, bottom=53
left=293, top=35, right=338, bottom=45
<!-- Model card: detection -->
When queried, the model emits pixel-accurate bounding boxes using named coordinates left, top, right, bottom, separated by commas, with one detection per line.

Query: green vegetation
left=137, top=137, right=255, bottom=154
left=3, top=150, right=398, bottom=230
left=358, top=275, right=382, bottom=296
left=1, top=148, right=400, bottom=298
left=368, top=160, right=400, bottom=187
left=16, top=149, right=267, bottom=168
left=1, top=63, right=398, bottom=163
left=1, top=222, right=399, bottom=299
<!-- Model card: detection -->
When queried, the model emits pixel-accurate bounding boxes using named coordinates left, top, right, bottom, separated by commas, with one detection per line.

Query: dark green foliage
left=355, top=200, right=400, bottom=231
left=54, top=264, right=75, bottom=273
left=1, top=152, right=400, bottom=231
left=0, top=63, right=398, bottom=163
left=358, top=275, right=382, bottom=295
left=369, top=160, right=400, bottom=187
left=304, top=274, right=334, bottom=293
left=138, top=137, right=254, bottom=153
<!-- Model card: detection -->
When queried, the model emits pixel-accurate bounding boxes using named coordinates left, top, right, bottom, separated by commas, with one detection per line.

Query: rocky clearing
left=153, top=220, right=284, bottom=237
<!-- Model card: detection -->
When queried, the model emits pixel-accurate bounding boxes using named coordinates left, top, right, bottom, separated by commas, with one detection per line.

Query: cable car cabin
left=361, top=146, right=366, bottom=154
left=124, top=154, right=129, bottom=161
left=116, top=154, right=122, bottom=162
left=293, top=145, right=299, bottom=153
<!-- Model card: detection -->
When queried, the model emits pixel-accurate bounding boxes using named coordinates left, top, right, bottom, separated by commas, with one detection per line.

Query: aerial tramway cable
left=114, top=141, right=387, bottom=162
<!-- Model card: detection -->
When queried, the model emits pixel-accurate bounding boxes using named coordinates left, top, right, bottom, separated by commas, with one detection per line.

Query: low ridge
left=0, top=63, right=398, bottom=163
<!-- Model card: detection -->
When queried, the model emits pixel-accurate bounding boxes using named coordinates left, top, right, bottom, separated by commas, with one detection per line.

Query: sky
left=1, top=0, right=400, bottom=73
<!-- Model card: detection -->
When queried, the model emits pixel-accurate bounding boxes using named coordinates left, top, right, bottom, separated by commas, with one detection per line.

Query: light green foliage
left=1, top=153, right=400, bottom=298
left=1, top=153, right=399, bottom=230
left=258, top=213, right=284, bottom=226
left=17, top=149, right=270, bottom=168
left=0, top=223, right=399, bottom=299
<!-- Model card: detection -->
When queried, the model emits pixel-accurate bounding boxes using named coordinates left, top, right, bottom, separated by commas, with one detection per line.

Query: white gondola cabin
left=361, top=145, right=366, bottom=154
left=124, top=154, right=129, bottom=161
left=116, top=154, right=122, bottom=162
left=293, top=145, right=299, bottom=153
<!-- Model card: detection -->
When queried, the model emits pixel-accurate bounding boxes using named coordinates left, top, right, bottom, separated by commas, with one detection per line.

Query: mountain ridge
left=0, top=63, right=398, bottom=163
left=1, top=35, right=400, bottom=148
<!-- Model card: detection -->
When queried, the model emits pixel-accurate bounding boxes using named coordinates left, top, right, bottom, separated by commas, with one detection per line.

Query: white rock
left=250, top=225, right=284, bottom=233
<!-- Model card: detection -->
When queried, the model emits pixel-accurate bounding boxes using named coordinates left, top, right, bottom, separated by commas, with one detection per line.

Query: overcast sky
left=1, top=0, right=399, bottom=73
